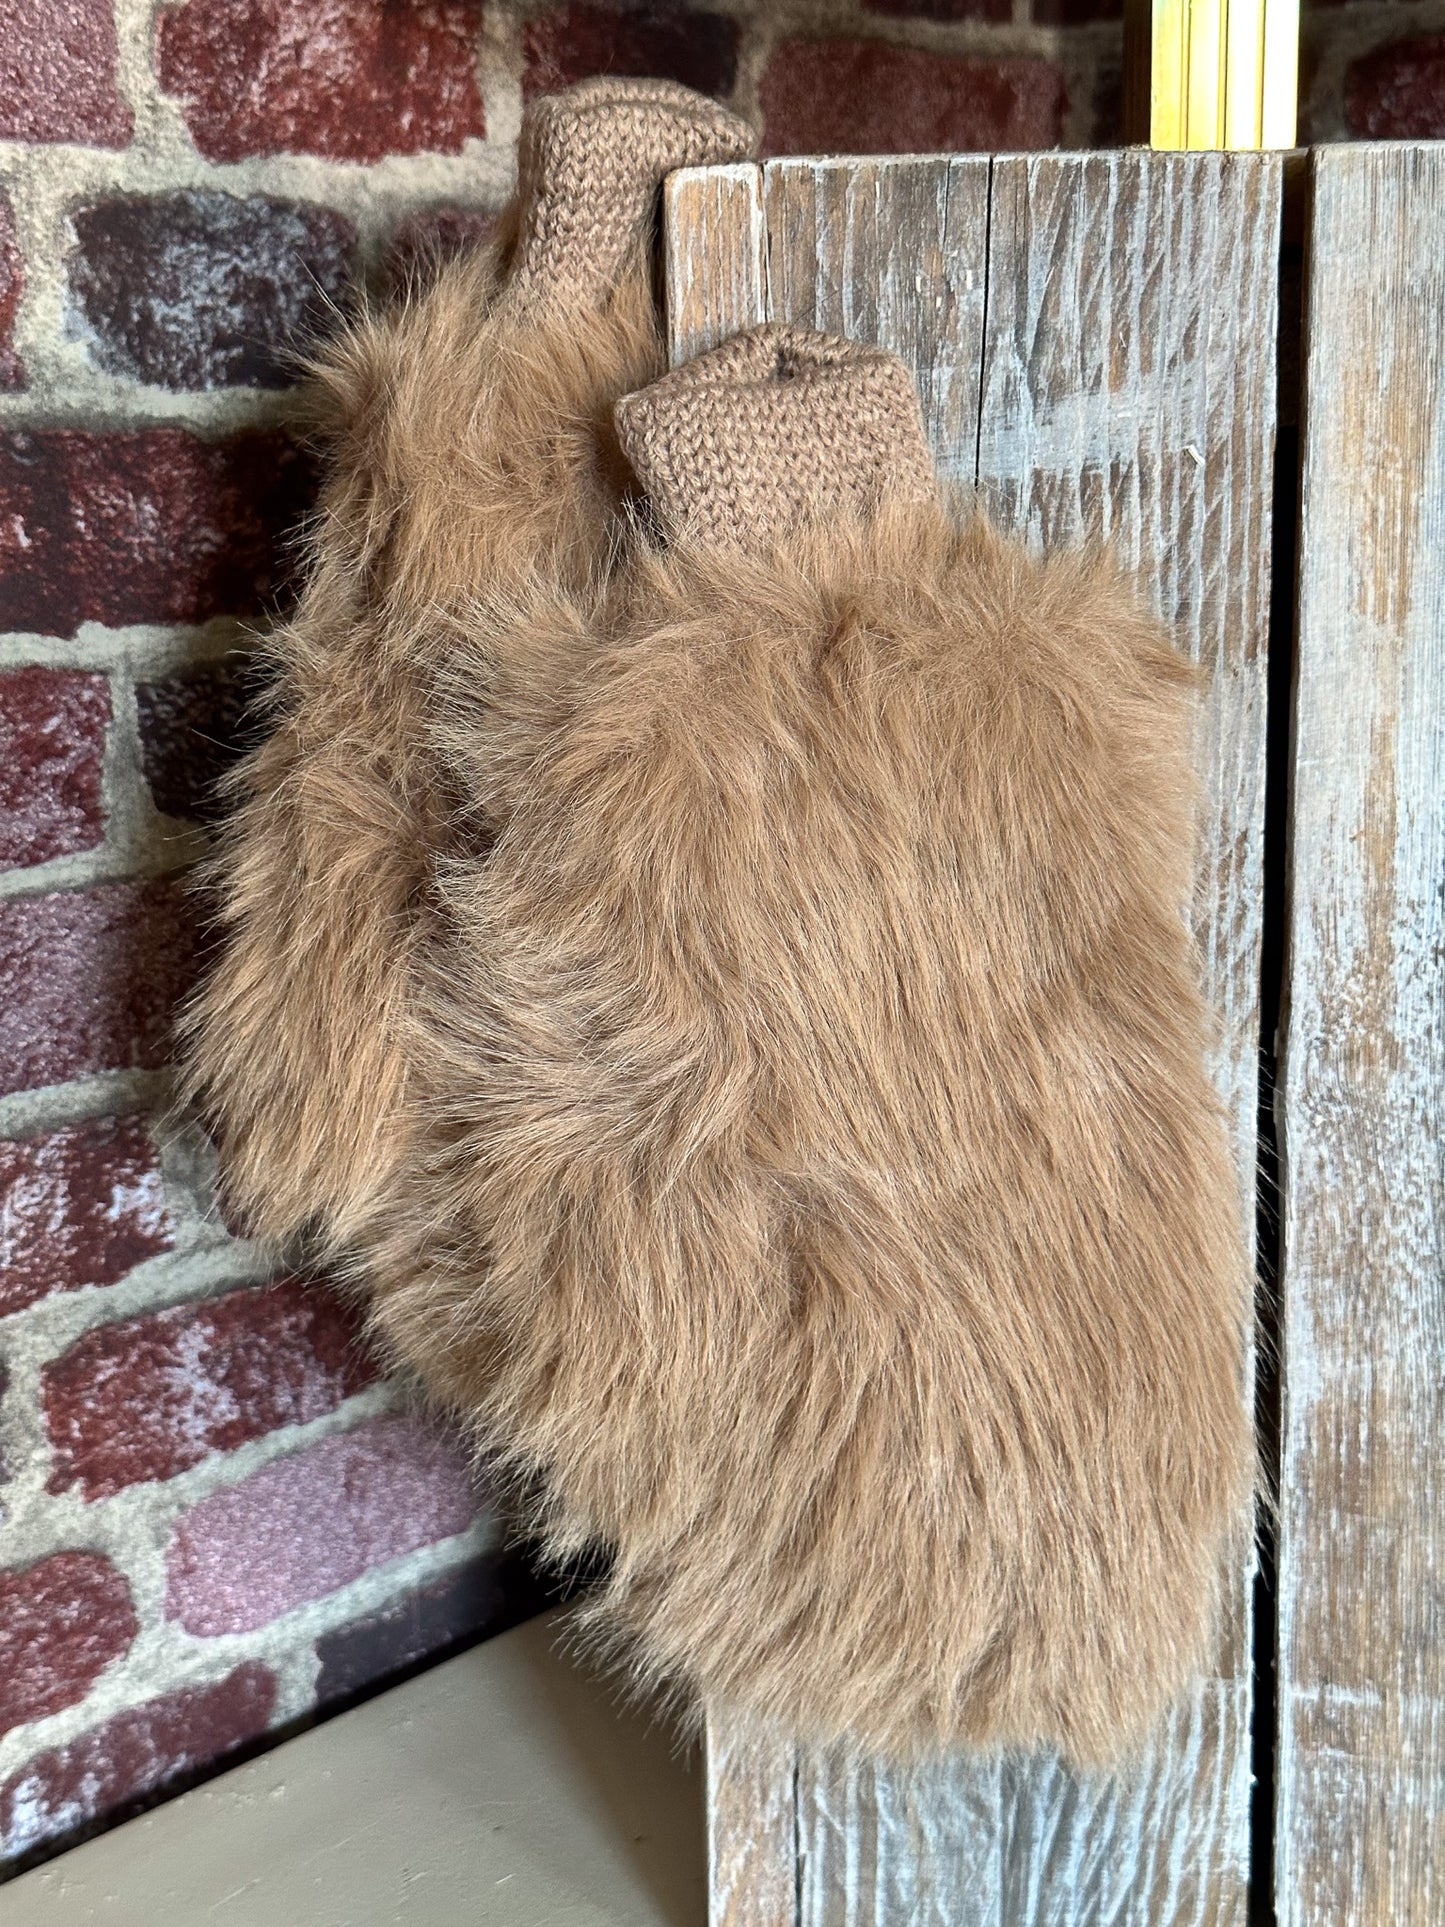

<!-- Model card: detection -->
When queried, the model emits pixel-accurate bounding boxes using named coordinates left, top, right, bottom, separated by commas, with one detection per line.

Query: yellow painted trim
left=1185, top=0, right=1227, bottom=147
left=1223, top=0, right=1267, bottom=148
left=1147, top=0, right=1297, bottom=147
left=1262, top=0, right=1300, bottom=147
left=1151, top=0, right=1187, bottom=149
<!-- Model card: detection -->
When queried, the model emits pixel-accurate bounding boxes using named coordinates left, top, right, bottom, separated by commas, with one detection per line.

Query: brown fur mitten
left=363, top=324, right=1253, bottom=1764
left=182, top=81, right=753, bottom=1251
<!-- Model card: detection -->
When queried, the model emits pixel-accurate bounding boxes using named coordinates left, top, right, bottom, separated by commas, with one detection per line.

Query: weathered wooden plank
left=706, top=1720, right=798, bottom=1927
left=1277, top=140, right=1445, bottom=1927
left=665, top=148, right=1279, bottom=1927
left=668, top=166, right=790, bottom=1925
left=664, top=163, right=768, bottom=369
left=792, top=1686, right=1249, bottom=1927
left=760, top=155, right=991, bottom=490
left=977, top=147, right=1279, bottom=1209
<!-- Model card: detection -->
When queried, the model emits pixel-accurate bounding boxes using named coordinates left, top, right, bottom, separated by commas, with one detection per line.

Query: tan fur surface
left=181, top=251, right=657, bottom=1247
left=182, top=79, right=752, bottom=1250
left=362, top=502, right=1254, bottom=1764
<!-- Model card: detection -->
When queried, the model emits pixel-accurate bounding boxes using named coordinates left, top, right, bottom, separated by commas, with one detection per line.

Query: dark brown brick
left=136, top=660, right=261, bottom=822
left=0, top=429, right=314, bottom=637
left=0, top=879, right=198, bottom=1098
left=1031, top=0, right=1123, bottom=21
left=0, top=667, right=110, bottom=870
left=0, top=1663, right=276, bottom=1861
left=314, top=1547, right=556, bottom=1704
left=760, top=38, right=1067, bottom=158
left=0, top=1116, right=172, bottom=1318
left=1346, top=33, right=1445, bottom=138
left=0, top=190, right=24, bottom=391
left=865, top=0, right=1009, bottom=21
left=523, top=2, right=740, bottom=100
left=157, top=0, right=487, bottom=164
left=66, top=191, right=356, bottom=392
left=384, top=206, right=500, bottom=295
left=0, top=0, right=133, bottom=147
left=44, top=1278, right=378, bottom=1500
left=0, top=1553, right=138, bottom=1738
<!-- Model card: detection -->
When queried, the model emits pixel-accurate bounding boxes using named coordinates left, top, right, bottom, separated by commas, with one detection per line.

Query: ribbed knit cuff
left=507, top=79, right=755, bottom=317
left=614, top=325, right=937, bottom=549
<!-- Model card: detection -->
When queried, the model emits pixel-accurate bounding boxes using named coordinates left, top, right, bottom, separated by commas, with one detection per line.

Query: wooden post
left=1277, top=140, right=1445, bottom=1927
left=1125, top=0, right=1298, bottom=147
left=666, top=149, right=1283, bottom=1927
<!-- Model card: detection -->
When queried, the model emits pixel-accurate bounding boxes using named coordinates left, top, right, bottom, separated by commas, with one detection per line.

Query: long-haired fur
left=182, top=239, right=659, bottom=1249
left=360, top=503, right=1254, bottom=1764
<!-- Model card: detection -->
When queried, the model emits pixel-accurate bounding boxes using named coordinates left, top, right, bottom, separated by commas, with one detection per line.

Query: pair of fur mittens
left=188, top=91, right=1252, bottom=1769
left=361, top=328, right=1253, bottom=1765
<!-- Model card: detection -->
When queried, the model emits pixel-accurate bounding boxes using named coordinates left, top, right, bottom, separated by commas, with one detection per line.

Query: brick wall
left=2, top=0, right=1441, bottom=1886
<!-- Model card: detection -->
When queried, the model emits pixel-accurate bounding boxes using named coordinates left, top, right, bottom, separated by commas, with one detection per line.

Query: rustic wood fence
left=664, top=139, right=1443, bottom=1926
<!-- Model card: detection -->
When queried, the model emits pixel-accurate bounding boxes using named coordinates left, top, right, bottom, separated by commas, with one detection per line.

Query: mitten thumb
left=614, top=323, right=937, bottom=549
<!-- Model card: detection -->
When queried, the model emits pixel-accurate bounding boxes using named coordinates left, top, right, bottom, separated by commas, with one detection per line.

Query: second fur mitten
left=182, top=81, right=752, bottom=1253
left=366, top=327, right=1253, bottom=1764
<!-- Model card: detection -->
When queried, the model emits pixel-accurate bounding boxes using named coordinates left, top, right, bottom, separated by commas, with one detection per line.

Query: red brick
left=0, top=429, right=314, bottom=638
left=136, top=660, right=259, bottom=822
left=0, top=0, right=133, bottom=147
left=166, top=1415, right=481, bottom=1635
left=0, top=879, right=198, bottom=1098
left=0, top=191, right=24, bottom=391
left=1346, top=34, right=1445, bottom=138
left=0, top=1116, right=172, bottom=1318
left=157, top=0, right=487, bottom=164
left=0, top=1663, right=275, bottom=1860
left=66, top=192, right=357, bottom=392
left=384, top=205, right=500, bottom=294
left=0, top=668, right=110, bottom=870
left=0, top=1553, right=137, bottom=1738
left=44, top=1278, right=377, bottom=1500
left=760, top=38, right=1067, bottom=158
left=523, top=2, right=740, bottom=100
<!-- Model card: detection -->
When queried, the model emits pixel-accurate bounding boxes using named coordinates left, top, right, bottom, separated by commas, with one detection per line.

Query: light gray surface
left=1277, top=140, right=1445, bottom=1927
left=4, top=1613, right=704, bottom=1926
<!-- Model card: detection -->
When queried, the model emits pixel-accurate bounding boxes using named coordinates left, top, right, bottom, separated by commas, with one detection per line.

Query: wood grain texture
left=760, top=156, right=991, bottom=490
left=978, top=148, right=1279, bottom=1217
left=706, top=1720, right=799, bottom=1927
left=665, top=149, right=1281, bottom=1926
left=1277, top=141, right=1445, bottom=1927
left=665, top=164, right=768, bottom=368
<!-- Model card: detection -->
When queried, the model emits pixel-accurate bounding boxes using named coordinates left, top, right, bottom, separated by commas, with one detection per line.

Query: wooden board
left=665, top=149, right=1281, bottom=1926
left=1277, top=141, right=1445, bottom=1927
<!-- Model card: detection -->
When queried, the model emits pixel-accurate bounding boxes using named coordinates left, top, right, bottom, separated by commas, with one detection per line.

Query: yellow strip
left=1150, top=0, right=1294, bottom=149
left=1223, top=0, right=1267, bottom=147
left=1185, top=0, right=1227, bottom=146
left=1261, top=0, right=1300, bottom=147
left=1151, top=0, right=1187, bottom=148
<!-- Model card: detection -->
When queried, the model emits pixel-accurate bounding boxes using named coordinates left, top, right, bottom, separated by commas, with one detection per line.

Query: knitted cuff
left=613, top=324, right=937, bottom=549
left=508, top=79, right=754, bottom=316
